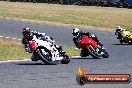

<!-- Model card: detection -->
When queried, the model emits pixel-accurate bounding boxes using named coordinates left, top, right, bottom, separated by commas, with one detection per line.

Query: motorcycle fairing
left=78, top=35, right=98, bottom=49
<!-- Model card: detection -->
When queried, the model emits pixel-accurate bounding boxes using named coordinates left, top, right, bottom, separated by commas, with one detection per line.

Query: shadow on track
left=16, top=62, right=56, bottom=65
left=112, top=43, right=131, bottom=45
left=71, top=57, right=100, bottom=59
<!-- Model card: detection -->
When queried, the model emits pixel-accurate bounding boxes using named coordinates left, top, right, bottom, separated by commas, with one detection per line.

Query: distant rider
left=21, top=27, right=62, bottom=61
left=72, top=28, right=103, bottom=48
left=115, top=26, right=124, bottom=39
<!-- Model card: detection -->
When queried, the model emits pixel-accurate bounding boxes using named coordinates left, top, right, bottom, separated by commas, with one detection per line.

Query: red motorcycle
left=77, top=35, right=109, bottom=59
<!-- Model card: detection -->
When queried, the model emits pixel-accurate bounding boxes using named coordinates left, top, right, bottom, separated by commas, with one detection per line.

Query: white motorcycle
left=28, top=35, right=70, bottom=65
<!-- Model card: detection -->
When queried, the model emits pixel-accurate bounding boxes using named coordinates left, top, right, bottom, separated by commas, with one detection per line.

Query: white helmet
left=72, top=28, right=80, bottom=36
left=116, top=26, right=122, bottom=30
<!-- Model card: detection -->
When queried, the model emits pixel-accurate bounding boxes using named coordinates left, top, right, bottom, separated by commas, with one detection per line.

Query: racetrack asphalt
left=0, top=18, right=132, bottom=88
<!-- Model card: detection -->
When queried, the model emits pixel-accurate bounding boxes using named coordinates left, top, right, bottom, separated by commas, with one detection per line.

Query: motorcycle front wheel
left=61, top=54, right=70, bottom=64
left=101, top=48, right=109, bottom=58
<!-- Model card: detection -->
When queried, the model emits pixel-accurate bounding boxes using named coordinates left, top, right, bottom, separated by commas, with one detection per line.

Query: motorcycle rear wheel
left=80, top=49, right=88, bottom=57
left=36, top=47, right=57, bottom=65
left=87, top=45, right=100, bottom=59
left=120, top=40, right=123, bottom=44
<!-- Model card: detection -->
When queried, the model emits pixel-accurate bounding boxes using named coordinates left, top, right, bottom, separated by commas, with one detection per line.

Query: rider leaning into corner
left=72, top=28, right=103, bottom=48
left=115, top=26, right=124, bottom=39
left=21, top=27, right=62, bottom=61
left=115, top=26, right=129, bottom=39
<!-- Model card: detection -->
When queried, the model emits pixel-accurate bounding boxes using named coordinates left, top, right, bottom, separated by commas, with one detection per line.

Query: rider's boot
left=56, top=45, right=65, bottom=54
left=56, top=46, right=62, bottom=52
left=31, top=53, right=38, bottom=62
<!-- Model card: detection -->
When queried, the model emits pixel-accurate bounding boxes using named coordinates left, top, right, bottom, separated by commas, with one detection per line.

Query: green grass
left=63, top=46, right=80, bottom=56
left=0, top=1, right=132, bottom=30
left=0, top=1, right=131, bottom=60
left=0, top=38, right=31, bottom=60
left=0, top=38, right=80, bottom=60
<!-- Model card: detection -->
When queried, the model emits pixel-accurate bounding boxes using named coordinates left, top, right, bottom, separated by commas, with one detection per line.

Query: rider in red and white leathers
left=21, top=27, right=62, bottom=61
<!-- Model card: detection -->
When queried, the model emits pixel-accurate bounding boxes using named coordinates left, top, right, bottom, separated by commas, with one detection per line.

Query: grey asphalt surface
left=0, top=18, right=132, bottom=88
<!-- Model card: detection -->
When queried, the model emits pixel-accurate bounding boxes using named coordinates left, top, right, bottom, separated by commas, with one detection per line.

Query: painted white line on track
left=71, top=56, right=81, bottom=58
left=0, top=35, right=21, bottom=41
left=74, top=48, right=79, bottom=50
left=0, top=56, right=81, bottom=63
left=5, top=37, right=9, bottom=39
left=13, top=38, right=16, bottom=40
left=0, top=36, right=4, bottom=37
left=0, top=59, right=30, bottom=63
left=18, top=39, right=22, bottom=41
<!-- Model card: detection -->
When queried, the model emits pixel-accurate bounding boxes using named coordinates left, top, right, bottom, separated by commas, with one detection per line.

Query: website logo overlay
left=76, top=67, right=131, bottom=85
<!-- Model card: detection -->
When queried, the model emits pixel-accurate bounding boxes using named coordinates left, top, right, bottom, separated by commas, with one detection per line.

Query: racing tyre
left=120, top=40, right=123, bottom=44
left=128, top=42, right=132, bottom=45
left=102, top=48, right=109, bottom=58
left=80, top=49, right=88, bottom=57
left=61, top=54, right=70, bottom=64
left=36, top=47, right=57, bottom=65
left=87, top=45, right=100, bottom=59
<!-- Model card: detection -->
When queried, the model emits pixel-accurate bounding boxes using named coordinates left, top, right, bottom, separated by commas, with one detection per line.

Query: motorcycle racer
left=21, top=27, right=62, bottom=61
left=72, top=28, right=103, bottom=49
left=115, top=26, right=127, bottom=39
left=72, top=28, right=108, bottom=58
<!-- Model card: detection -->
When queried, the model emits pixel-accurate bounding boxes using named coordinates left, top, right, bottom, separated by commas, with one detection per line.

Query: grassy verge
left=0, top=38, right=31, bottom=60
left=0, top=38, right=80, bottom=61
left=0, top=1, right=132, bottom=30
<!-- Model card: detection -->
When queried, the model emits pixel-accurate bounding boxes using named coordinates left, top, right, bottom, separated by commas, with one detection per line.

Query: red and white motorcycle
left=28, top=35, right=70, bottom=65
